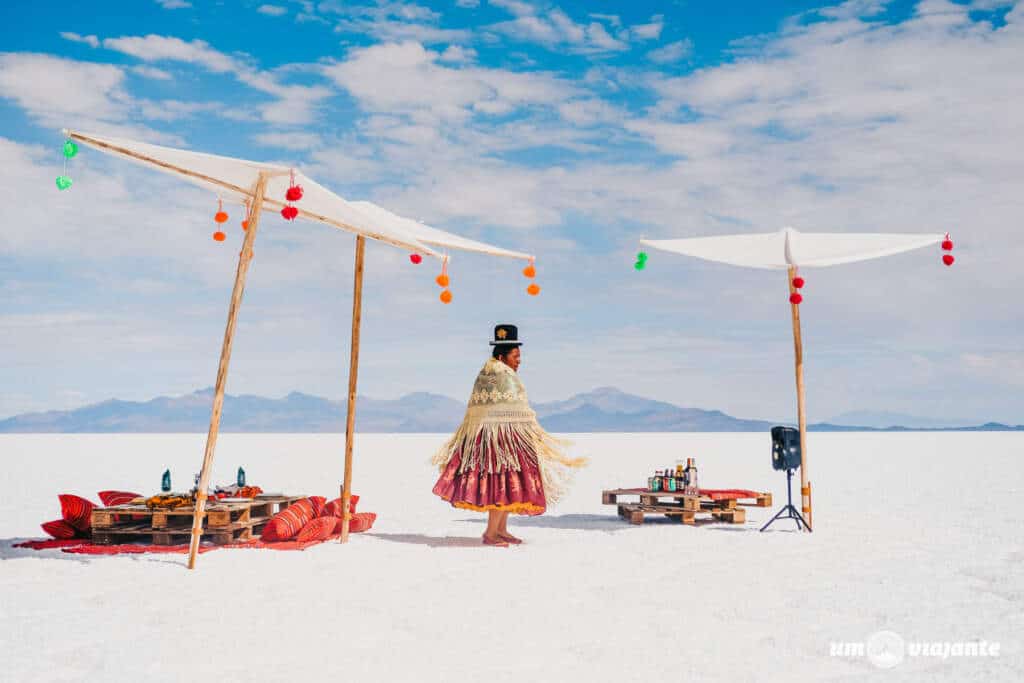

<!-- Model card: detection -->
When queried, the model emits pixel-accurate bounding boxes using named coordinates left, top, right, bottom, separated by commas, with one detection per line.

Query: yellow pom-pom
left=436, top=274, right=450, bottom=287
left=440, top=289, right=453, bottom=304
left=527, top=283, right=540, bottom=296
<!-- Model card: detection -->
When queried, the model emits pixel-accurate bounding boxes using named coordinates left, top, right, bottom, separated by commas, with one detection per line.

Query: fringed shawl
left=432, top=358, right=585, bottom=504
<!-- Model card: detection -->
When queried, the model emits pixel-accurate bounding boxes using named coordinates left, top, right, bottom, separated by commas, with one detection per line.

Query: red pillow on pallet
left=260, top=498, right=315, bottom=542
left=322, top=495, right=359, bottom=518
left=98, top=490, right=142, bottom=506
left=296, top=517, right=337, bottom=543
left=59, top=494, right=96, bottom=532
left=308, top=496, right=327, bottom=518
left=41, top=519, right=78, bottom=539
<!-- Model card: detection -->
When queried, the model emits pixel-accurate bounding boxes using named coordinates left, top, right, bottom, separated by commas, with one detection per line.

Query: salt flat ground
left=1, top=433, right=1021, bottom=683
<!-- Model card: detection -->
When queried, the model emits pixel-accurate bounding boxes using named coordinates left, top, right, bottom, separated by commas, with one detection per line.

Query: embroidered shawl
left=432, top=357, right=585, bottom=504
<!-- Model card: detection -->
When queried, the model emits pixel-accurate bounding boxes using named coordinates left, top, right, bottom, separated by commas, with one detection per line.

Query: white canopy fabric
left=65, top=130, right=438, bottom=256
left=349, top=201, right=533, bottom=261
left=641, top=227, right=944, bottom=270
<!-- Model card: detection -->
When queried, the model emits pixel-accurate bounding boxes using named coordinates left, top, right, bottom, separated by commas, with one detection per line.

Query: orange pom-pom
left=436, top=274, right=450, bottom=287
left=213, top=231, right=226, bottom=242
left=523, top=265, right=536, bottom=278
left=214, top=211, right=228, bottom=224
left=241, top=220, right=248, bottom=231
left=527, top=283, right=541, bottom=296
left=440, top=289, right=452, bottom=304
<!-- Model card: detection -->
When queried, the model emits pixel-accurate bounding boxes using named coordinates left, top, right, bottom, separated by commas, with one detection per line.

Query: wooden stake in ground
left=187, top=173, right=269, bottom=569
left=339, top=235, right=366, bottom=543
left=787, top=266, right=812, bottom=531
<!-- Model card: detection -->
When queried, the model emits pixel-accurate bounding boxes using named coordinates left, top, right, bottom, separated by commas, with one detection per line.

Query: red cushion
left=59, top=494, right=95, bottom=532
left=308, top=496, right=327, bottom=518
left=98, top=490, right=142, bottom=506
left=322, top=495, right=359, bottom=518
left=296, top=517, right=337, bottom=543
left=260, top=498, right=314, bottom=541
left=41, top=519, right=78, bottom=539
left=330, top=512, right=376, bottom=534
left=348, top=512, right=376, bottom=533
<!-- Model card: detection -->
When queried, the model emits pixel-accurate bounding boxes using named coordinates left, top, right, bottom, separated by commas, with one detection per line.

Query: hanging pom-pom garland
left=281, top=169, right=302, bottom=221
left=634, top=251, right=648, bottom=271
left=941, top=232, right=955, bottom=266
left=213, top=231, right=226, bottom=242
left=435, top=257, right=451, bottom=303
left=789, top=270, right=805, bottom=305
left=523, top=257, right=540, bottom=296
left=214, top=198, right=228, bottom=224
left=409, top=253, right=422, bottom=265
left=241, top=198, right=250, bottom=231
left=55, top=138, right=77, bottom=191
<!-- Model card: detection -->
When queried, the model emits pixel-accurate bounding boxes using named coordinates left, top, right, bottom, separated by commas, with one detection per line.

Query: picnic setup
left=18, top=131, right=958, bottom=560
left=21, top=130, right=538, bottom=565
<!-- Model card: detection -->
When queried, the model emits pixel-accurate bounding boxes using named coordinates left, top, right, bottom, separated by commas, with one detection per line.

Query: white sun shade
left=641, top=227, right=945, bottom=270
left=65, top=130, right=438, bottom=256
left=349, top=201, right=533, bottom=261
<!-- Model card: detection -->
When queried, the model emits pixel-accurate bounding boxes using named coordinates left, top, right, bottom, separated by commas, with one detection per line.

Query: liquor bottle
left=237, top=466, right=246, bottom=487
left=161, top=469, right=171, bottom=493
left=652, top=470, right=662, bottom=491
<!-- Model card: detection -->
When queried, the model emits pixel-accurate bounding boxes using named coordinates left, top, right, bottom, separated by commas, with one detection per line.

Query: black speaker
left=771, top=426, right=802, bottom=471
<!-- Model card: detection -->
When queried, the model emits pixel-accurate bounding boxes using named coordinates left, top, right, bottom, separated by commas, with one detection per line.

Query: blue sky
left=1, top=0, right=1022, bottom=424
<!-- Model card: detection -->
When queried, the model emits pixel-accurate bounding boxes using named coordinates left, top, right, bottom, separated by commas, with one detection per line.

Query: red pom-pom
left=214, top=211, right=229, bottom=224
left=281, top=206, right=299, bottom=220
left=792, top=277, right=805, bottom=289
left=789, top=293, right=803, bottom=305
left=942, top=240, right=953, bottom=251
left=942, top=254, right=955, bottom=266
left=285, top=185, right=303, bottom=202
left=409, top=253, right=422, bottom=264
left=213, top=231, right=226, bottom=242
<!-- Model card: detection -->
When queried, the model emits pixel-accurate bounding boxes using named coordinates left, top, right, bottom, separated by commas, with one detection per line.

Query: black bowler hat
left=489, top=324, right=522, bottom=346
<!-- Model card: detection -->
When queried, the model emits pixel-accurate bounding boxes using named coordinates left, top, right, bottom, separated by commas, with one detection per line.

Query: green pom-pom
left=55, top=175, right=72, bottom=190
left=634, top=261, right=645, bottom=271
left=62, top=140, right=78, bottom=159
left=637, top=251, right=648, bottom=262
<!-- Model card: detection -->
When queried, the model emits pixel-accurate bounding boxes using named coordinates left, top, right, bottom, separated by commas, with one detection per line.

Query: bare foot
left=482, top=534, right=509, bottom=547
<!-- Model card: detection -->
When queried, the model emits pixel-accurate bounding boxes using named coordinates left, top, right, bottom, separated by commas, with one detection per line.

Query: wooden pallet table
left=602, top=488, right=771, bottom=526
left=90, top=494, right=303, bottom=546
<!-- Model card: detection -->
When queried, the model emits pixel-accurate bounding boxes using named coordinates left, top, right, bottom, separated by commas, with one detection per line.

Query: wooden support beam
left=339, top=235, right=366, bottom=543
left=186, top=173, right=268, bottom=569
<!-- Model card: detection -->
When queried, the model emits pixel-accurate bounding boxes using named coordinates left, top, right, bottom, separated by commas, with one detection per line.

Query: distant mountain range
left=1, top=386, right=1020, bottom=433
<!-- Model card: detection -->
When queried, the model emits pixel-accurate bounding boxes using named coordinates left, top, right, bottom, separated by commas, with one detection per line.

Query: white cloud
left=131, top=65, right=173, bottom=80
left=647, top=39, right=694, bottom=64
left=321, top=1, right=470, bottom=43
left=253, top=131, right=323, bottom=150
left=456, top=0, right=480, bottom=6
left=438, top=45, right=478, bottom=63
left=60, top=32, right=100, bottom=48
left=257, top=4, right=288, bottom=16
left=154, top=0, right=191, bottom=8
left=630, top=15, right=664, bottom=40
left=488, top=1, right=643, bottom=53
left=102, top=35, right=333, bottom=125
left=103, top=35, right=237, bottom=73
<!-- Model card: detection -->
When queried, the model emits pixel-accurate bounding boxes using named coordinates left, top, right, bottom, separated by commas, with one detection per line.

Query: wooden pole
left=787, top=266, right=812, bottom=531
left=339, top=235, right=366, bottom=543
left=186, top=173, right=269, bottom=569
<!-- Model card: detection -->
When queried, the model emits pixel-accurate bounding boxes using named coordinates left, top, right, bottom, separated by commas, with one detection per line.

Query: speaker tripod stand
left=760, top=468, right=812, bottom=532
